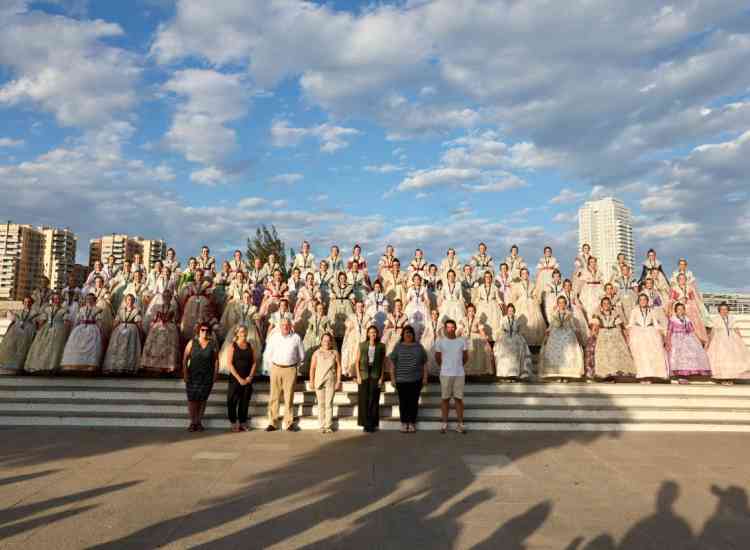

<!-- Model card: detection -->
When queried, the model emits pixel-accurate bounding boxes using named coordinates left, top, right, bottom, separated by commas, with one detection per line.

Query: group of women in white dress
left=0, top=242, right=748, bottom=385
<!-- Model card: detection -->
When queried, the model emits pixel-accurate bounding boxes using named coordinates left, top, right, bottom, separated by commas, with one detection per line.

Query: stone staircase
left=2, top=376, right=750, bottom=432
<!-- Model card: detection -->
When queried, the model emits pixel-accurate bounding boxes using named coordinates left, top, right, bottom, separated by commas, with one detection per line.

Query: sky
left=1, top=0, right=749, bottom=291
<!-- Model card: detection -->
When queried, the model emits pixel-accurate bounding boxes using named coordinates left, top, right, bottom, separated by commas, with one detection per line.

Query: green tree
left=246, top=224, right=295, bottom=278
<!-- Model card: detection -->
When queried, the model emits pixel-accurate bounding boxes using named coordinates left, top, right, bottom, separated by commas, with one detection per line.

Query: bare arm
left=335, top=351, right=342, bottom=390
left=309, top=352, right=317, bottom=385
left=182, top=340, right=193, bottom=382
left=227, top=346, right=244, bottom=384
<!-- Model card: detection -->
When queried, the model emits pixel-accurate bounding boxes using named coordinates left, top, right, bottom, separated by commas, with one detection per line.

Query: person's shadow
left=569, top=481, right=750, bottom=550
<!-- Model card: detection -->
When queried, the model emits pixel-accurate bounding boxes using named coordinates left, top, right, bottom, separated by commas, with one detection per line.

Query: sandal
left=440, top=423, right=448, bottom=434
left=400, top=424, right=409, bottom=433
left=231, top=424, right=240, bottom=433
left=408, top=424, right=417, bottom=433
left=455, top=424, right=466, bottom=434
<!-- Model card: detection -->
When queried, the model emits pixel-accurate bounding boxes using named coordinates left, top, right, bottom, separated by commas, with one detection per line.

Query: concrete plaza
left=1, top=427, right=749, bottom=549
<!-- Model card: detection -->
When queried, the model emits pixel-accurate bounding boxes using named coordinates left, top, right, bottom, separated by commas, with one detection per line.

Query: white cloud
left=0, top=138, right=24, bottom=148
left=238, top=197, right=266, bottom=208
left=640, top=221, right=698, bottom=239
left=549, top=187, right=585, bottom=205
left=162, top=69, right=249, bottom=173
left=0, top=4, right=140, bottom=127
left=553, top=211, right=578, bottom=224
left=462, top=174, right=527, bottom=193
left=270, top=173, right=303, bottom=185
left=398, top=167, right=479, bottom=191
left=270, top=120, right=360, bottom=153
left=364, top=164, right=404, bottom=174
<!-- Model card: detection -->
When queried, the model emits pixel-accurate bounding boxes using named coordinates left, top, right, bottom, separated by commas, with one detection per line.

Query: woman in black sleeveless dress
left=227, top=325, right=257, bottom=432
left=182, top=322, right=219, bottom=432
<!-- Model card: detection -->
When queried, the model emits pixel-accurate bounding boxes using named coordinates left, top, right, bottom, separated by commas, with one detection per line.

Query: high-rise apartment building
left=578, top=197, right=635, bottom=277
left=40, top=226, right=77, bottom=291
left=0, top=223, right=45, bottom=300
left=89, top=234, right=167, bottom=269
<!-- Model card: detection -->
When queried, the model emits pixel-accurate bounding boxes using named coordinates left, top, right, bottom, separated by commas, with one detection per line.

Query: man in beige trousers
left=265, top=319, right=305, bottom=431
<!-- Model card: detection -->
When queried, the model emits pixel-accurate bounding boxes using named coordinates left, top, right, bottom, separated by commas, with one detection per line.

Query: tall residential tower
left=578, top=197, right=635, bottom=277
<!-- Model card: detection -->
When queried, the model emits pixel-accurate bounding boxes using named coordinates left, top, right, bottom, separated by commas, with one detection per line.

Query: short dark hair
left=444, top=319, right=456, bottom=328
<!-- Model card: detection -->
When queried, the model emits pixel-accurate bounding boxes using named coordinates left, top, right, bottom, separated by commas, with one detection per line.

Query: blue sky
left=1, top=0, right=750, bottom=291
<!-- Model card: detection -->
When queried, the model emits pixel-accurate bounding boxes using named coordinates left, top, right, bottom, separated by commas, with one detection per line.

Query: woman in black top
left=227, top=325, right=257, bottom=432
left=355, top=325, right=389, bottom=433
left=388, top=325, right=429, bottom=433
left=182, top=322, right=219, bottom=432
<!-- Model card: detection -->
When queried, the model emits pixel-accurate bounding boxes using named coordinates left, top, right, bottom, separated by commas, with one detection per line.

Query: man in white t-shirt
left=435, top=319, right=469, bottom=434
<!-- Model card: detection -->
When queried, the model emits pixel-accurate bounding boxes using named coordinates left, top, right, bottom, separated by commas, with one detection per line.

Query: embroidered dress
left=292, top=284, right=320, bottom=337
left=144, top=276, right=175, bottom=333
left=377, top=254, right=396, bottom=281
left=667, top=316, right=711, bottom=377
left=493, top=315, right=532, bottom=379
left=671, top=269, right=713, bottom=329
left=92, top=287, right=114, bottom=341
left=668, top=285, right=709, bottom=342
left=573, top=252, right=592, bottom=289
left=382, top=313, right=408, bottom=355
left=578, top=268, right=605, bottom=320
left=327, top=255, right=345, bottom=278
left=196, top=255, right=216, bottom=278
left=472, top=254, right=495, bottom=278
left=60, top=306, right=103, bottom=372
left=439, top=257, right=462, bottom=284
left=535, top=256, right=559, bottom=296
left=627, top=308, right=668, bottom=380
left=341, top=312, right=372, bottom=377
left=461, top=277, right=477, bottom=305
left=420, top=318, right=443, bottom=375
left=495, top=273, right=513, bottom=304
left=0, top=308, right=39, bottom=374
left=218, top=304, right=263, bottom=376
left=302, top=314, right=333, bottom=375
left=24, top=305, right=68, bottom=374
left=505, top=254, right=527, bottom=282
left=707, top=315, right=750, bottom=380
left=121, top=281, right=147, bottom=315
left=179, top=281, right=216, bottom=343
left=110, top=272, right=133, bottom=312
left=212, top=271, right=230, bottom=316
left=438, top=282, right=465, bottom=325
left=562, top=290, right=590, bottom=343
left=102, top=308, right=142, bottom=374
left=458, top=316, right=493, bottom=375
left=640, top=258, right=669, bottom=288
left=292, top=252, right=316, bottom=278
left=407, top=258, right=428, bottom=283
left=259, top=280, right=288, bottom=317
left=62, top=286, right=81, bottom=321
left=328, top=284, right=354, bottom=338
left=511, top=281, right=546, bottom=347
left=382, top=270, right=408, bottom=306
left=365, top=291, right=389, bottom=332
left=347, top=271, right=370, bottom=302
left=347, top=255, right=370, bottom=285
left=543, top=282, right=565, bottom=323
left=424, top=274, right=441, bottom=310
left=539, top=311, right=584, bottom=379
left=404, top=285, right=430, bottom=339
left=584, top=333, right=597, bottom=379
left=593, top=312, right=635, bottom=378
left=472, top=283, right=503, bottom=340
left=612, top=273, right=639, bottom=321
left=228, top=259, right=247, bottom=281
left=140, top=303, right=181, bottom=374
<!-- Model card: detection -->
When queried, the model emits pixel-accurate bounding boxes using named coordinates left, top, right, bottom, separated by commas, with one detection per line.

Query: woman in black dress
left=182, top=322, right=219, bottom=432
left=354, top=325, right=388, bottom=433
left=227, top=325, right=257, bottom=432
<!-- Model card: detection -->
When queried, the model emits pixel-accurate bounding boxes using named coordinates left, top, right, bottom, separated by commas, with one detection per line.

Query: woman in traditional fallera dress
left=543, top=269, right=565, bottom=324
left=493, top=303, right=533, bottom=380
left=292, top=241, right=316, bottom=279
left=293, top=273, right=320, bottom=337
left=83, top=260, right=107, bottom=296
left=458, top=304, right=493, bottom=376
left=348, top=261, right=370, bottom=302
left=511, top=268, right=546, bottom=347
left=60, top=293, right=103, bottom=373
left=144, top=267, right=176, bottom=335
left=505, top=245, right=527, bottom=283
left=424, top=264, right=441, bottom=310
left=578, top=256, right=605, bottom=321
left=219, top=271, right=250, bottom=338
left=421, top=309, right=443, bottom=375
left=535, top=246, right=559, bottom=296
left=383, top=259, right=408, bottom=306
left=145, top=260, right=164, bottom=293
left=668, top=273, right=709, bottom=343
left=495, top=263, right=513, bottom=304
left=325, top=246, right=344, bottom=279
left=348, top=244, right=370, bottom=286
left=302, top=301, right=333, bottom=374
left=438, top=269, right=465, bottom=325
left=287, top=267, right=303, bottom=310
left=62, top=275, right=81, bottom=321
left=461, top=264, right=477, bottom=304
left=562, top=278, right=590, bottom=343
left=641, top=277, right=668, bottom=325
left=365, top=280, right=389, bottom=332
left=163, top=248, right=181, bottom=281
left=707, top=303, right=750, bottom=382
left=24, top=293, right=69, bottom=374
left=176, top=257, right=197, bottom=293
left=378, top=245, right=396, bottom=281
left=592, top=297, right=636, bottom=380
left=471, top=242, right=495, bottom=278
left=140, top=289, right=181, bottom=375
left=612, top=263, right=639, bottom=321
left=91, top=276, right=114, bottom=343
left=314, top=260, right=334, bottom=305
left=179, top=269, right=217, bottom=344
left=219, top=290, right=262, bottom=377
left=671, top=258, right=713, bottom=329
left=404, top=274, right=430, bottom=339
left=341, top=301, right=372, bottom=377
left=666, top=302, right=711, bottom=382
left=102, top=294, right=143, bottom=375
left=539, top=296, right=584, bottom=381
left=122, top=270, right=148, bottom=316
left=407, top=249, right=428, bottom=282
left=573, top=243, right=592, bottom=292
left=228, top=250, right=246, bottom=282
left=259, top=269, right=288, bottom=318
left=472, top=270, right=503, bottom=341
left=329, top=272, right=355, bottom=341
left=439, top=248, right=462, bottom=284
left=640, top=249, right=669, bottom=289
left=196, top=246, right=216, bottom=280
left=627, top=294, right=669, bottom=381
left=382, top=299, right=408, bottom=355
left=212, top=261, right=232, bottom=316
left=0, top=296, right=39, bottom=374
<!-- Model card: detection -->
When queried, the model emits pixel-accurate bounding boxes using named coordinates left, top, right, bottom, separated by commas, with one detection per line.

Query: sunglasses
left=199, top=328, right=209, bottom=333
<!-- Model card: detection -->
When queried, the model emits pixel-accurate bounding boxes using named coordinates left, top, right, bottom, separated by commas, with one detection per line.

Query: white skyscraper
left=578, top=197, right=635, bottom=277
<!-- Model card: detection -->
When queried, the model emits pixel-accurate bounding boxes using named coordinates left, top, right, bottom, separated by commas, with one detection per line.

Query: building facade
left=578, top=197, right=635, bottom=277
left=89, top=234, right=166, bottom=269
left=40, top=227, right=77, bottom=291
left=0, top=223, right=45, bottom=300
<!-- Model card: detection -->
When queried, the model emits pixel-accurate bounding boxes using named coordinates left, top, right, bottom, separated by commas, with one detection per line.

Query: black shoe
left=265, top=425, right=277, bottom=432
left=286, top=425, right=300, bottom=432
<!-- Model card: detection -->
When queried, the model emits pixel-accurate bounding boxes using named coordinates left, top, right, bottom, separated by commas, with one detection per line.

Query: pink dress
left=707, top=316, right=750, bottom=380
left=668, top=286, right=708, bottom=342
left=627, top=308, right=668, bottom=380
left=667, top=316, right=711, bottom=377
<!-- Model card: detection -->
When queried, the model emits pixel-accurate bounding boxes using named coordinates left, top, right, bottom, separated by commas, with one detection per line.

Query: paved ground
left=1, top=427, right=749, bottom=549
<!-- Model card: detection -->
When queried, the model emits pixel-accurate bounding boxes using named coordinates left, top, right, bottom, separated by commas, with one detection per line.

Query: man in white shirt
left=264, top=318, right=305, bottom=431
left=435, top=319, right=469, bottom=434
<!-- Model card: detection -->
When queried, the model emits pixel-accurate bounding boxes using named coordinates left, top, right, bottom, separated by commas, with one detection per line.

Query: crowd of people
left=0, top=241, right=748, bottom=433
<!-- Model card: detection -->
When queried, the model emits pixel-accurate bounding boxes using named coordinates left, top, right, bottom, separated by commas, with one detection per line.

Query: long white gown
left=438, top=282, right=465, bottom=324
left=493, top=315, right=533, bottom=379
left=60, top=306, right=103, bottom=372
left=539, top=311, right=584, bottom=379
left=404, top=286, right=430, bottom=339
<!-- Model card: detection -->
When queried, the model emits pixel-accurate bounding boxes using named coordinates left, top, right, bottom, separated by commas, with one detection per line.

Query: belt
left=586, top=282, right=601, bottom=285
left=81, top=320, right=97, bottom=325
left=273, top=363, right=296, bottom=368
